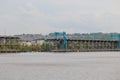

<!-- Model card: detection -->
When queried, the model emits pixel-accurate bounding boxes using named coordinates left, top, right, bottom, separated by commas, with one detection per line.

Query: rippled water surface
left=0, top=52, right=120, bottom=80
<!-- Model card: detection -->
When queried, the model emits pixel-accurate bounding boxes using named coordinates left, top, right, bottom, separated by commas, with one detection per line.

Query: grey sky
left=0, top=0, right=120, bottom=35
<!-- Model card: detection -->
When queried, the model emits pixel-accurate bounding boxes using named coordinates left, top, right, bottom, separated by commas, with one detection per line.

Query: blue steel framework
left=54, top=32, right=67, bottom=49
left=118, top=34, right=120, bottom=48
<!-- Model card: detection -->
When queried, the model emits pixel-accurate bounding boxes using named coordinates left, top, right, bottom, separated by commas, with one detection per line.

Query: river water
left=0, top=52, right=120, bottom=80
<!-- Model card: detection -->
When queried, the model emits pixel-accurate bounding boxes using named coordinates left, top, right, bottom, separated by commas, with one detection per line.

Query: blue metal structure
left=54, top=32, right=67, bottom=49
left=118, top=34, right=120, bottom=48
left=110, top=33, right=113, bottom=40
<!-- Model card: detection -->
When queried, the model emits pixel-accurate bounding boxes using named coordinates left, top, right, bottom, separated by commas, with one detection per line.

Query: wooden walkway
left=51, top=49, right=120, bottom=52
left=0, top=50, right=21, bottom=53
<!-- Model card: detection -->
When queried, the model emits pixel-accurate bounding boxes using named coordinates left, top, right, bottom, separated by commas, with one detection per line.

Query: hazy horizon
left=0, top=0, right=120, bottom=35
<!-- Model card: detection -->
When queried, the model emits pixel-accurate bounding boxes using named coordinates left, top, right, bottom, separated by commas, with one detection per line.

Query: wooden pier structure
left=46, top=38, right=120, bottom=52
left=0, top=36, right=21, bottom=53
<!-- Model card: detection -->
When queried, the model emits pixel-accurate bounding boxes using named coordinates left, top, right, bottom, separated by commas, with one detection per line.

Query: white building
left=31, top=40, right=45, bottom=45
left=21, top=41, right=32, bottom=46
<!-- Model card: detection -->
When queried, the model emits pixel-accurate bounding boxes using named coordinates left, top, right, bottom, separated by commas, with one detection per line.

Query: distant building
left=21, top=41, right=32, bottom=46
left=31, top=39, right=45, bottom=45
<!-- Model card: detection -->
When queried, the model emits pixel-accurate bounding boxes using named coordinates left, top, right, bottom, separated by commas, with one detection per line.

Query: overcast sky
left=0, top=0, right=120, bottom=35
